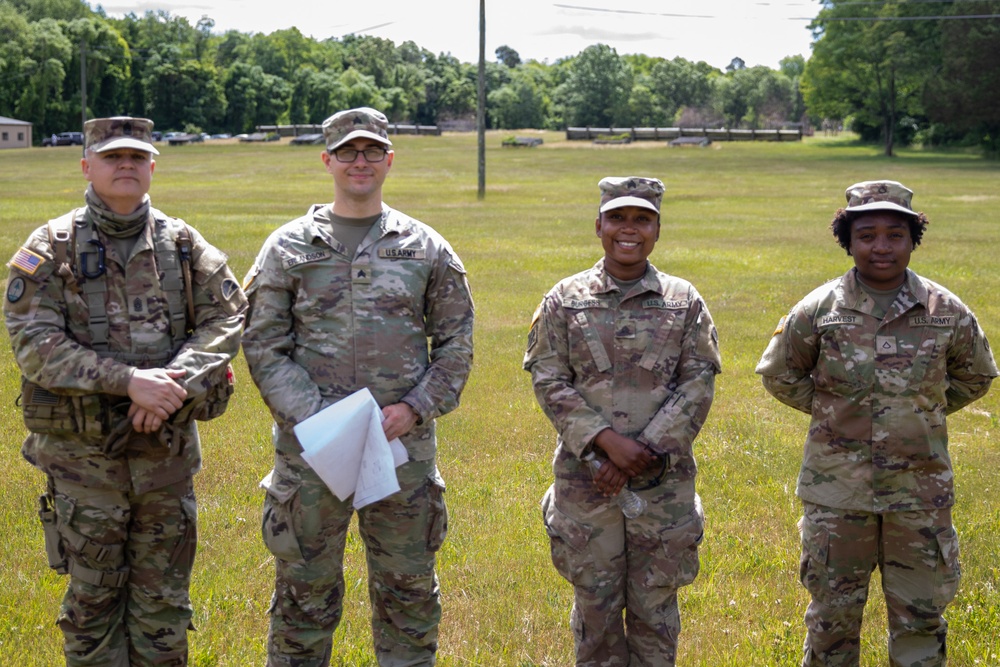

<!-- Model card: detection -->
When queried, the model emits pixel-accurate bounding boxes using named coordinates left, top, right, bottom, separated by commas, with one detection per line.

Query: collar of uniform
left=307, top=203, right=345, bottom=254
left=592, top=258, right=664, bottom=296
left=841, top=267, right=927, bottom=311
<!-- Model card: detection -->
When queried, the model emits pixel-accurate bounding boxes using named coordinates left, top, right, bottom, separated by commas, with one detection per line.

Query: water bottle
left=585, top=454, right=646, bottom=518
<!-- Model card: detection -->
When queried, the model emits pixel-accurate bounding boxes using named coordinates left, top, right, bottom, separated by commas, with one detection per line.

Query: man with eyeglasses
left=242, top=107, right=475, bottom=666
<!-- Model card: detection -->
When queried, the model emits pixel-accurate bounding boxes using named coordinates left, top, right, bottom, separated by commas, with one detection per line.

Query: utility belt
left=20, top=378, right=125, bottom=439
left=19, top=361, right=235, bottom=449
left=19, top=348, right=174, bottom=440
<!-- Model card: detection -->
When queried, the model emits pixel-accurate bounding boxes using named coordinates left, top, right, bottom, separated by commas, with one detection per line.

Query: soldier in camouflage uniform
left=756, top=180, right=998, bottom=667
left=523, top=177, right=721, bottom=667
left=241, top=106, right=474, bottom=667
left=3, top=116, right=247, bottom=666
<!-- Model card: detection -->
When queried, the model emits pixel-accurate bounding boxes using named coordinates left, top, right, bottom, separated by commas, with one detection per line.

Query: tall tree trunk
left=884, top=67, right=896, bottom=157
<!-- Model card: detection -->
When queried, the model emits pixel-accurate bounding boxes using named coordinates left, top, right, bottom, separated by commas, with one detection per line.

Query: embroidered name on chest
left=567, top=299, right=608, bottom=309
left=819, top=314, right=859, bottom=327
left=909, top=315, right=954, bottom=327
left=283, top=250, right=332, bottom=270
left=378, top=248, right=425, bottom=260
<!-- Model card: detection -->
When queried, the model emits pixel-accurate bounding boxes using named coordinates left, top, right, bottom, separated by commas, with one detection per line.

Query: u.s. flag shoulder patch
left=9, top=247, right=45, bottom=276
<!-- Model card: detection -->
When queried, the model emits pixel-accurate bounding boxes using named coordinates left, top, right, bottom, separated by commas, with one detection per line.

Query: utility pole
left=80, top=38, right=87, bottom=130
left=477, top=0, right=486, bottom=200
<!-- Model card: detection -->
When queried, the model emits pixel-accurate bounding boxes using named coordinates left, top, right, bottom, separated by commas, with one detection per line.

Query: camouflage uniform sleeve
left=398, top=244, right=475, bottom=423
left=167, top=224, right=247, bottom=400
left=3, top=226, right=133, bottom=395
left=241, top=233, right=325, bottom=430
left=756, top=300, right=819, bottom=414
left=523, top=289, right=612, bottom=458
left=943, top=310, right=998, bottom=414
left=638, top=295, right=722, bottom=455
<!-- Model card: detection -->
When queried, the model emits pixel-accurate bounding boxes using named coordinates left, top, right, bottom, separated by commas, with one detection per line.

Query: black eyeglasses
left=331, top=147, right=388, bottom=163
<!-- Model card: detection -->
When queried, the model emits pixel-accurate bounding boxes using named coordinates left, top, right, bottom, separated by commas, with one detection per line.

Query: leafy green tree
left=495, top=44, right=521, bottom=68
left=213, top=29, right=250, bottom=70
left=66, top=17, right=132, bottom=120
left=559, top=44, right=632, bottom=127
left=0, top=3, right=33, bottom=120
left=924, top=1, right=1000, bottom=155
left=17, top=18, right=73, bottom=135
left=488, top=67, right=546, bottom=128
left=222, top=61, right=291, bottom=131
left=289, top=66, right=347, bottom=124
left=649, top=57, right=718, bottom=123
left=780, top=54, right=808, bottom=125
left=142, top=43, right=225, bottom=131
left=339, top=67, right=386, bottom=112
left=625, top=78, right=668, bottom=127
left=7, top=0, right=89, bottom=22
left=802, top=0, right=934, bottom=156
left=342, top=34, right=398, bottom=88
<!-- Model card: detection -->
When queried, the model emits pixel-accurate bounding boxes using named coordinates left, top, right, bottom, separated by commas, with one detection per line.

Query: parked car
left=42, top=132, right=84, bottom=147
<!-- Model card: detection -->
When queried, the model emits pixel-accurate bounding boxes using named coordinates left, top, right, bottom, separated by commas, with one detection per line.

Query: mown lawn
left=1, top=132, right=998, bottom=666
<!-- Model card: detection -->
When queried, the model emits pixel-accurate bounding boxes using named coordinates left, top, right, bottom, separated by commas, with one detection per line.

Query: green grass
left=1, top=133, right=999, bottom=665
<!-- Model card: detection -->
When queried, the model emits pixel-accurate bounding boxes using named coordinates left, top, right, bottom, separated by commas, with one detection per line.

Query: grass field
left=1, top=132, right=999, bottom=666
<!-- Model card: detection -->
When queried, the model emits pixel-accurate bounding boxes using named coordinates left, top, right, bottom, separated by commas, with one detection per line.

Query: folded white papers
left=292, top=388, right=408, bottom=509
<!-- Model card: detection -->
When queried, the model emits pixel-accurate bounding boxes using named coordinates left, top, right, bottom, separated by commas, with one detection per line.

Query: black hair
left=830, top=208, right=929, bottom=255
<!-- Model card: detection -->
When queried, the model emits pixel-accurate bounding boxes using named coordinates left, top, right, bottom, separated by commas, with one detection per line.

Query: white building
left=0, top=116, right=33, bottom=149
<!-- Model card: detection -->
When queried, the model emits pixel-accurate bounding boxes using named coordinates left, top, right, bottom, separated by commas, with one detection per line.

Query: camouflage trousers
left=47, top=476, right=197, bottom=667
left=798, top=502, right=960, bottom=667
left=541, top=476, right=704, bottom=667
left=261, top=451, right=448, bottom=667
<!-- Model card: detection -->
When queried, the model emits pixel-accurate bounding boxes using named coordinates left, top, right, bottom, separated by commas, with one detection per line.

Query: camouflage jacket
left=757, top=268, right=998, bottom=512
left=4, top=207, right=247, bottom=494
left=241, top=203, right=474, bottom=461
left=523, top=259, right=721, bottom=496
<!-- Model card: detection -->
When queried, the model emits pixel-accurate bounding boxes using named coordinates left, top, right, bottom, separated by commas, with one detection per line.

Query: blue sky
left=99, top=0, right=819, bottom=70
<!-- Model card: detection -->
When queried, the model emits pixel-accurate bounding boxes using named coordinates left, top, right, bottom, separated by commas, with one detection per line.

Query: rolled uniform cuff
left=400, top=397, right=425, bottom=426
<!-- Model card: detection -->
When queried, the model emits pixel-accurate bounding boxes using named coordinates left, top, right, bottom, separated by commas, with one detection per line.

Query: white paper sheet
left=292, top=388, right=408, bottom=509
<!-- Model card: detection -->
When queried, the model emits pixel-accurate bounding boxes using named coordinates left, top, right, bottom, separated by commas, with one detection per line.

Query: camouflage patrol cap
left=84, top=116, right=159, bottom=155
left=844, top=180, right=917, bottom=218
left=322, top=107, right=393, bottom=152
left=598, top=176, right=664, bottom=214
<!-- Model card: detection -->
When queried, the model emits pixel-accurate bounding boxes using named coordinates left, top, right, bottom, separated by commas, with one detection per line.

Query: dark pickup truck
left=42, top=132, right=84, bottom=147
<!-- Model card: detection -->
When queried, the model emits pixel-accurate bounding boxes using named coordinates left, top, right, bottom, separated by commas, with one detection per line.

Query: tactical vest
left=20, top=209, right=233, bottom=439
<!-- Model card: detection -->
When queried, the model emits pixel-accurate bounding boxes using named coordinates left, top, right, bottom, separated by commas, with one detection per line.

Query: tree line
left=2, top=0, right=998, bottom=156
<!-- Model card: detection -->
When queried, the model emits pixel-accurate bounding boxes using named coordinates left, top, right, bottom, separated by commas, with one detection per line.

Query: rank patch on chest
left=876, top=335, right=898, bottom=355
left=378, top=247, right=426, bottom=260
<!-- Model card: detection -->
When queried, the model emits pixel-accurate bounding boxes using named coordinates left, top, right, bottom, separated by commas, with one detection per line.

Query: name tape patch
left=910, top=315, right=954, bottom=327
left=378, top=248, right=426, bottom=260
left=819, top=314, right=859, bottom=327
left=283, top=250, right=332, bottom=270
left=567, top=298, right=608, bottom=309
left=643, top=298, right=689, bottom=310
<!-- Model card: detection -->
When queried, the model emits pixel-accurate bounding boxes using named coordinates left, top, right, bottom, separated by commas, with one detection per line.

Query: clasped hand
left=591, top=428, right=656, bottom=496
left=126, top=368, right=188, bottom=433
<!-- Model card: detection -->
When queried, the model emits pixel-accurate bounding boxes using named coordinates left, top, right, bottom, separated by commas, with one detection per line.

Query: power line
left=553, top=4, right=715, bottom=19
left=554, top=1, right=1000, bottom=22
